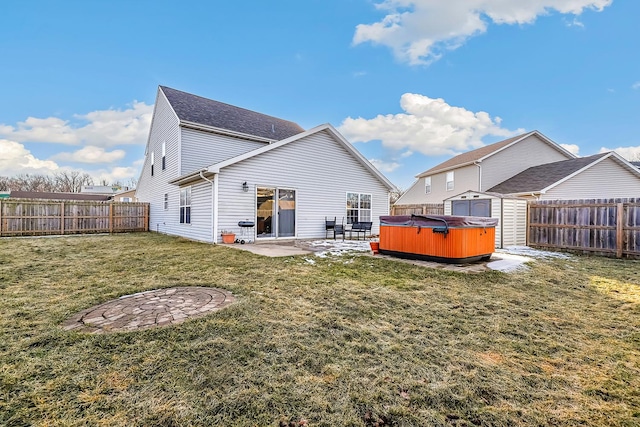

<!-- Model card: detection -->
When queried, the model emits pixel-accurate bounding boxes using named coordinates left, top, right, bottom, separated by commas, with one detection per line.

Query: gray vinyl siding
left=136, top=90, right=183, bottom=236
left=215, top=129, right=389, bottom=242
left=180, top=128, right=265, bottom=175
left=173, top=181, right=213, bottom=242
left=481, top=134, right=573, bottom=191
left=396, top=165, right=478, bottom=205
left=541, top=157, right=640, bottom=200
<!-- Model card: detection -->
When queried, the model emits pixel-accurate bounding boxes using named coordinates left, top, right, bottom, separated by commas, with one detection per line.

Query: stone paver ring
left=62, top=287, right=235, bottom=333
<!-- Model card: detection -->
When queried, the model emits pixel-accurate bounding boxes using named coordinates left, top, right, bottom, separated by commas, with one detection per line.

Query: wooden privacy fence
left=391, top=203, right=444, bottom=216
left=528, top=198, right=640, bottom=258
left=0, top=199, right=149, bottom=237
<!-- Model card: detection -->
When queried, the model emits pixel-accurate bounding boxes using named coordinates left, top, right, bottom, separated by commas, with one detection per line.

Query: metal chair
left=325, top=217, right=345, bottom=240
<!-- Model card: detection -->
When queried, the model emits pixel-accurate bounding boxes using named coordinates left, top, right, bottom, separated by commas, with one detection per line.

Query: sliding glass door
left=256, top=187, right=296, bottom=239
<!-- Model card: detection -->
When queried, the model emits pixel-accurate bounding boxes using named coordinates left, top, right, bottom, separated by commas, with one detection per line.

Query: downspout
left=199, top=171, right=218, bottom=244
left=473, top=161, right=482, bottom=191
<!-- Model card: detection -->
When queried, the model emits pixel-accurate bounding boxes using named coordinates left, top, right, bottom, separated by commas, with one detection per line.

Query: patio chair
left=325, top=217, right=345, bottom=240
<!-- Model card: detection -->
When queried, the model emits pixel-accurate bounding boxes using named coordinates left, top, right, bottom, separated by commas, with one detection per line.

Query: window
left=346, top=192, right=372, bottom=224
left=150, top=152, right=155, bottom=176
left=121, top=197, right=131, bottom=202
left=180, top=187, right=191, bottom=224
left=424, top=176, right=432, bottom=194
left=162, top=141, right=166, bottom=170
left=446, top=171, right=454, bottom=191
left=164, top=193, right=169, bottom=210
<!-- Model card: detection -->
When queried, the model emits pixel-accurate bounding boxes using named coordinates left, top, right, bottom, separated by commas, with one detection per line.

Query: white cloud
left=0, top=139, right=60, bottom=176
left=52, top=146, right=126, bottom=164
left=95, top=166, right=140, bottom=185
left=369, top=158, right=401, bottom=172
left=339, top=93, right=523, bottom=156
left=354, top=0, right=612, bottom=65
left=632, top=82, right=640, bottom=90
left=560, top=143, right=580, bottom=155
left=599, top=145, right=640, bottom=161
left=0, top=101, right=153, bottom=147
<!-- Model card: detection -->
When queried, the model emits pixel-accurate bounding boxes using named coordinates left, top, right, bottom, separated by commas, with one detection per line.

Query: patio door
left=256, top=187, right=296, bottom=239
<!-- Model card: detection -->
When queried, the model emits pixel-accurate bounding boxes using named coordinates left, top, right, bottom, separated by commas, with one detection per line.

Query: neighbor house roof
left=487, top=153, right=611, bottom=194
left=160, top=86, right=305, bottom=141
left=416, top=130, right=575, bottom=178
left=169, top=124, right=397, bottom=191
left=9, top=191, right=111, bottom=201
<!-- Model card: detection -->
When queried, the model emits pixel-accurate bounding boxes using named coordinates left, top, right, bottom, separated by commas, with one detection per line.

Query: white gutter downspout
left=474, top=161, right=482, bottom=191
left=199, top=171, right=219, bottom=244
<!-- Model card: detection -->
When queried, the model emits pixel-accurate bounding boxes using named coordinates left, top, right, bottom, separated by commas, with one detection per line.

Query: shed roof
left=160, top=86, right=305, bottom=141
left=487, top=153, right=609, bottom=194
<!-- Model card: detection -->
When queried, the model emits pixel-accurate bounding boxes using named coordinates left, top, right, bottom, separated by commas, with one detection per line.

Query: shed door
left=451, top=199, right=491, bottom=217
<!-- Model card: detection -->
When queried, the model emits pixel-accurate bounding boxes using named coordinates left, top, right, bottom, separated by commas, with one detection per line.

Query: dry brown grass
left=0, top=233, right=639, bottom=426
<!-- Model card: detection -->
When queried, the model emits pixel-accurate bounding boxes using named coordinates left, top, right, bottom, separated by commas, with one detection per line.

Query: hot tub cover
left=380, top=214, right=498, bottom=228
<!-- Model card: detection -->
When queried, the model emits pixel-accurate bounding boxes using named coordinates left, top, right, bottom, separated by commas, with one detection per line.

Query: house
left=396, top=131, right=576, bottom=205
left=136, top=86, right=395, bottom=244
left=487, top=152, right=640, bottom=200
left=112, top=188, right=137, bottom=202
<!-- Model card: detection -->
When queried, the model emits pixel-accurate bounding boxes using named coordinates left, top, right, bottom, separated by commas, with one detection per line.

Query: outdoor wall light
left=242, top=181, right=249, bottom=192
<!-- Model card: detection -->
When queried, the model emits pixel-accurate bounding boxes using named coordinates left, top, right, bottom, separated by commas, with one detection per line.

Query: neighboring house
left=81, top=185, right=130, bottom=194
left=488, top=152, right=640, bottom=200
left=112, top=189, right=137, bottom=202
left=396, top=131, right=576, bottom=205
left=7, top=191, right=111, bottom=201
left=136, top=86, right=395, bottom=244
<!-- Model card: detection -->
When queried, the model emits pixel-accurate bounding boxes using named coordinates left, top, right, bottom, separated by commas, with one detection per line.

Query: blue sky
left=1, top=0, right=638, bottom=189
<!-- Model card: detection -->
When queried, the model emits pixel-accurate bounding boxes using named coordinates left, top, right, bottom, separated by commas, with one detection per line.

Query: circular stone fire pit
left=62, top=287, right=235, bottom=334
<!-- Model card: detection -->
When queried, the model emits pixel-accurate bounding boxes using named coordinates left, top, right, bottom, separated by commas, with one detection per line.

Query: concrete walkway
left=62, top=287, right=235, bottom=334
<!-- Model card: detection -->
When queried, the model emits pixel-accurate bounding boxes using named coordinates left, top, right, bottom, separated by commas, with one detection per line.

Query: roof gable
left=170, top=124, right=396, bottom=191
left=159, top=86, right=305, bottom=141
left=487, top=153, right=611, bottom=194
left=417, top=131, right=575, bottom=177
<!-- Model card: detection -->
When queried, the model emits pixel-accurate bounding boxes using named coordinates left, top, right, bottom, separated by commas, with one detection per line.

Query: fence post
left=109, top=203, right=114, bottom=234
left=616, top=202, right=624, bottom=258
left=0, top=199, right=3, bottom=237
left=60, top=202, right=65, bottom=235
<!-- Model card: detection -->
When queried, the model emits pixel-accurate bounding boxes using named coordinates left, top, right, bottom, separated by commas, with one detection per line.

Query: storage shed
left=443, top=191, right=527, bottom=248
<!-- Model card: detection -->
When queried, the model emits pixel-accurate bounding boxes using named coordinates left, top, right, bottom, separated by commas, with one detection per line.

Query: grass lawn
left=0, top=233, right=639, bottom=426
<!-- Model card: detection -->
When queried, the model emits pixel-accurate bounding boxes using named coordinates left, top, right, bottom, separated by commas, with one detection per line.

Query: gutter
left=473, top=161, right=482, bottom=191
left=199, top=171, right=218, bottom=244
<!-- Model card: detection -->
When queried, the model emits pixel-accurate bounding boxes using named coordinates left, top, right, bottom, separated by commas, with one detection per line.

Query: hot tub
left=379, top=214, right=499, bottom=263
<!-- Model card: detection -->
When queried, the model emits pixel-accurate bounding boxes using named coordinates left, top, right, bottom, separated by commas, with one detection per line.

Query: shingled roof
left=160, top=86, right=305, bottom=141
left=487, top=153, right=609, bottom=194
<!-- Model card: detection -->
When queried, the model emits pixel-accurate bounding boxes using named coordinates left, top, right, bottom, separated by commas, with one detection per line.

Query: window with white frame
left=150, top=152, right=155, bottom=176
left=346, top=192, right=372, bottom=224
left=162, top=141, right=166, bottom=170
left=446, top=171, right=454, bottom=191
left=424, top=176, right=432, bottom=194
left=180, top=187, right=191, bottom=224
left=164, top=193, right=169, bottom=210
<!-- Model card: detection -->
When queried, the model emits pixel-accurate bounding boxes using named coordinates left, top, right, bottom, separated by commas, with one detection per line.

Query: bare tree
left=53, top=171, right=94, bottom=193
left=389, top=187, right=405, bottom=205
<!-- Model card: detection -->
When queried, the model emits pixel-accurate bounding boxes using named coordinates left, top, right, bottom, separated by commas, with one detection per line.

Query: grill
left=236, top=220, right=255, bottom=244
